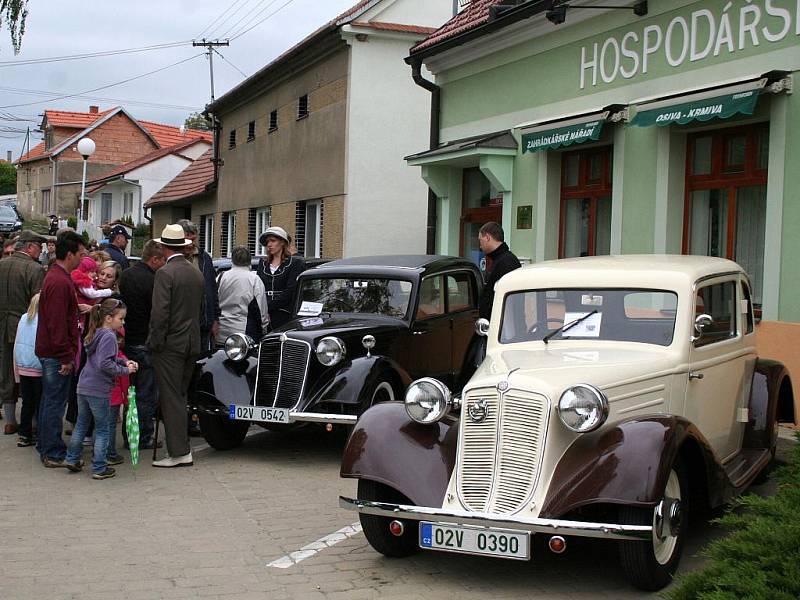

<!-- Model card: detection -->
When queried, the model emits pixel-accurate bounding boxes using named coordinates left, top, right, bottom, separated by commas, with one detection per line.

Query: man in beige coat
left=148, top=225, right=205, bottom=467
left=0, top=231, right=45, bottom=433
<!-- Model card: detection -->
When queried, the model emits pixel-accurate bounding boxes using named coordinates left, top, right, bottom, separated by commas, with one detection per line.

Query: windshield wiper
left=542, top=309, right=598, bottom=344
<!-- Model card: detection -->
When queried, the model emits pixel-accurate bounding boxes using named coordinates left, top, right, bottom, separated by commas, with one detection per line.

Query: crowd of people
left=0, top=219, right=306, bottom=479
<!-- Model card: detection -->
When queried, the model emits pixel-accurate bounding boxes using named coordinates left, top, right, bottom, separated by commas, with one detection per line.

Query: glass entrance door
left=560, top=147, right=613, bottom=258
left=460, top=168, right=502, bottom=272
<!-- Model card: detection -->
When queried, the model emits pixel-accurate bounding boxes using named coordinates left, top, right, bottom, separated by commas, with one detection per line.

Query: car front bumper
left=340, top=496, right=652, bottom=541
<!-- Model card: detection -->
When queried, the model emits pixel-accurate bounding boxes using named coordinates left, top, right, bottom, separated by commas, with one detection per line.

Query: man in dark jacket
left=477, top=221, right=521, bottom=319
left=0, top=230, right=45, bottom=434
left=178, top=219, right=219, bottom=353
left=35, top=231, right=87, bottom=467
left=119, top=240, right=166, bottom=448
left=105, top=224, right=131, bottom=270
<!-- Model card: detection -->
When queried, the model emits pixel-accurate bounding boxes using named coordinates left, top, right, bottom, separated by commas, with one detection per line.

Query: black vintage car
left=189, top=255, right=483, bottom=449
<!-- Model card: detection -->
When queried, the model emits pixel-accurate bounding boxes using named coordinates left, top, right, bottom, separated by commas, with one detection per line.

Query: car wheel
left=197, top=412, right=249, bottom=450
left=358, top=479, right=419, bottom=558
left=618, top=462, right=688, bottom=591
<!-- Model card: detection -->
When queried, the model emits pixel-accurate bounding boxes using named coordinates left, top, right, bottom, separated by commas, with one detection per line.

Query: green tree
left=184, top=111, right=211, bottom=131
left=1, top=0, right=28, bottom=54
left=0, top=160, right=16, bottom=195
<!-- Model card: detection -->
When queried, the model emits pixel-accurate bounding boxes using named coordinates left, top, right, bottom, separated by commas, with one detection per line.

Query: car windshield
left=0, top=206, right=16, bottom=220
left=298, top=277, right=414, bottom=318
left=500, top=288, right=678, bottom=346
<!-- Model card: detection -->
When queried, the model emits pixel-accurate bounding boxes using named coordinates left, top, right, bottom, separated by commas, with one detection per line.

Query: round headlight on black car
left=405, top=378, right=452, bottom=424
left=557, top=384, right=609, bottom=433
left=316, top=336, right=346, bottom=366
left=224, top=333, right=255, bottom=362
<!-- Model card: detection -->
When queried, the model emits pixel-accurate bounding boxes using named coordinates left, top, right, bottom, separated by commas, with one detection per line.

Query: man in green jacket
left=0, top=230, right=46, bottom=433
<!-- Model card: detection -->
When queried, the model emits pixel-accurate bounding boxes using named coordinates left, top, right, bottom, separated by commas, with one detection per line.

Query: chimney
left=89, top=105, right=99, bottom=114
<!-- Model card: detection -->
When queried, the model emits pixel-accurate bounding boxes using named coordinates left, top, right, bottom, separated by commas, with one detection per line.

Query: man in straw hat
left=148, top=224, right=204, bottom=467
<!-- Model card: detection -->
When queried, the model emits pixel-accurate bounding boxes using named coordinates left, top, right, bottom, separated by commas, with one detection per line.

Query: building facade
left=206, top=0, right=455, bottom=260
left=407, top=0, right=800, bottom=406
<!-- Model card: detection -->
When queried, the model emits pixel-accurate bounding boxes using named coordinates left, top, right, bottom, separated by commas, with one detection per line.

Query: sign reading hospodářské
left=522, top=120, right=604, bottom=153
left=580, top=0, right=800, bottom=89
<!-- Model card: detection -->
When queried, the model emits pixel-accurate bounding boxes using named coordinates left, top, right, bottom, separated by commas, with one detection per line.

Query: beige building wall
left=215, top=41, right=349, bottom=215
left=322, top=195, right=344, bottom=259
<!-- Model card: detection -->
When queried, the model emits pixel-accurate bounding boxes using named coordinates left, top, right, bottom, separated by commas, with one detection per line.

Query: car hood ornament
left=468, top=398, right=489, bottom=423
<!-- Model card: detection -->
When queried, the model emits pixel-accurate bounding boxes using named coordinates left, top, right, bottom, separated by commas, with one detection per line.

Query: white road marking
left=267, top=522, right=363, bottom=569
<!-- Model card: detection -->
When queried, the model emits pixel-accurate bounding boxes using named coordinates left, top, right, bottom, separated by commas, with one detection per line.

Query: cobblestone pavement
left=0, top=423, right=794, bottom=600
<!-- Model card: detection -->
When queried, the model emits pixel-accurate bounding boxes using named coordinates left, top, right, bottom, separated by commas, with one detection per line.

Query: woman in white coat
left=216, top=246, right=270, bottom=345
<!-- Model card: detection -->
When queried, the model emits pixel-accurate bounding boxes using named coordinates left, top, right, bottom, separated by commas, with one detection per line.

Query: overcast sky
left=0, top=0, right=362, bottom=160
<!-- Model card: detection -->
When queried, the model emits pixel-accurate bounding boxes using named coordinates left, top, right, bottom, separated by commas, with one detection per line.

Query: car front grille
left=254, top=337, right=311, bottom=409
left=457, top=388, right=549, bottom=514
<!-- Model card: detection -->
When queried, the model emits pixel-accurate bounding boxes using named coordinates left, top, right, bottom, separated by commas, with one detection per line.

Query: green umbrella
left=126, top=386, right=140, bottom=466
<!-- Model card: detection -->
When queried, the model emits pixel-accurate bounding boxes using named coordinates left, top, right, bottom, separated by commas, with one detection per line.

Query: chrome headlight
left=224, top=333, right=255, bottom=362
left=316, top=336, right=346, bottom=366
left=405, top=378, right=452, bottom=424
left=557, top=384, right=609, bottom=433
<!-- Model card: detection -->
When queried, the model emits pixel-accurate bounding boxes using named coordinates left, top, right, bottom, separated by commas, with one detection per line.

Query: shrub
left=664, top=437, right=800, bottom=600
left=67, top=216, right=77, bottom=229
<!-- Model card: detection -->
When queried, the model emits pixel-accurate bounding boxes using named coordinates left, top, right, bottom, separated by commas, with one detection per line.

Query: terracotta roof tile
left=412, top=0, right=502, bottom=53
left=16, top=141, right=46, bottom=163
left=139, top=120, right=213, bottom=147
left=44, top=108, right=114, bottom=129
left=85, top=139, right=209, bottom=190
left=352, top=21, right=438, bottom=35
left=145, top=149, right=214, bottom=207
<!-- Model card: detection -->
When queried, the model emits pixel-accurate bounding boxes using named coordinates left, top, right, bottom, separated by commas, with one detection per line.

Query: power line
left=230, top=0, right=299, bottom=41
left=212, top=48, right=248, bottom=79
left=220, top=0, right=278, bottom=39
left=0, top=86, right=201, bottom=111
left=196, top=0, right=248, bottom=39
left=0, top=54, right=206, bottom=109
left=0, top=41, right=192, bottom=68
left=204, top=0, right=261, bottom=40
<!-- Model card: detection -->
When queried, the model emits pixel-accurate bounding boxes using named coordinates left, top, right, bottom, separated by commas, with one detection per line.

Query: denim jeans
left=107, top=405, right=121, bottom=459
left=66, top=394, right=110, bottom=474
left=125, top=345, right=157, bottom=446
left=37, top=358, right=72, bottom=461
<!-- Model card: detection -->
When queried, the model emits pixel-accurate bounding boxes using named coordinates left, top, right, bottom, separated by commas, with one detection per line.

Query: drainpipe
left=410, top=58, right=440, bottom=255
left=48, top=155, right=57, bottom=218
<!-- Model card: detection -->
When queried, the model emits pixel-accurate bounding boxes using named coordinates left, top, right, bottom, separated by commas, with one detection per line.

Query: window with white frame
left=304, top=200, right=321, bottom=258
left=123, top=191, right=134, bottom=217
left=255, top=207, right=271, bottom=255
left=221, top=211, right=235, bottom=258
left=203, top=214, right=214, bottom=255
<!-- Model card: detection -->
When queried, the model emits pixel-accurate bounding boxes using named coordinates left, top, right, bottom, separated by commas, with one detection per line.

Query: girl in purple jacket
left=64, top=299, right=137, bottom=480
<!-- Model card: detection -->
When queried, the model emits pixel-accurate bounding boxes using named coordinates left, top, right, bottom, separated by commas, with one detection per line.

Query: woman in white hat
left=256, top=226, right=306, bottom=330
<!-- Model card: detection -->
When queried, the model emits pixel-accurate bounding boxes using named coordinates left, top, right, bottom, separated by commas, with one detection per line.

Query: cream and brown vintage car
left=339, top=255, right=795, bottom=590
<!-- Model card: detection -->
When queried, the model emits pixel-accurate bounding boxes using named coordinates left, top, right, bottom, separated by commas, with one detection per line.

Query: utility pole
left=192, top=39, right=230, bottom=102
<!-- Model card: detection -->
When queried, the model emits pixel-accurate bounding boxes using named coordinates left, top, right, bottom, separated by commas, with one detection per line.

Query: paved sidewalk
left=0, top=424, right=793, bottom=599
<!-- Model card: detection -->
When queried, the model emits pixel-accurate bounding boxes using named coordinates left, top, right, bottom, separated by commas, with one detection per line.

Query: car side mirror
left=475, top=318, right=490, bottom=337
left=691, top=313, right=713, bottom=343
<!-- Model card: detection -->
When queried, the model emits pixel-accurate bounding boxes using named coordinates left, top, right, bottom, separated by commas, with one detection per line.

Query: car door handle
left=688, top=371, right=704, bottom=380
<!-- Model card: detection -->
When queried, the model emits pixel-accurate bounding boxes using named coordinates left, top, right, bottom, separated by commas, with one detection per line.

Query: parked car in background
left=0, top=204, right=23, bottom=237
left=190, top=255, right=483, bottom=450
left=340, top=255, right=795, bottom=591
left=212, top=255, right=328, bottom=283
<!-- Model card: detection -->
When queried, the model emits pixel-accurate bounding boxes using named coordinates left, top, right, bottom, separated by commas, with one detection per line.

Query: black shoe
left=43, top=457, right=67, bottom=468
left=106, top=455, right=124, bottom=466
left=139, top=439, right=162, bottom=450
left=65, top=460, right=84, bottom=473
left=92, top=467, right=116, bottom=480
left=17, top=436, right=35, bottom=447
left=188, top=426, right=203, bottom=438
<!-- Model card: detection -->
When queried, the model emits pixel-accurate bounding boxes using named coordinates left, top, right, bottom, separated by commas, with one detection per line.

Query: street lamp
left=77, top=137, right=95, bottom=233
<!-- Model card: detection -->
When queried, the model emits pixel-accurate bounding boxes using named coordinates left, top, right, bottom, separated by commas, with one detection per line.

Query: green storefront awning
left=521, top=113, right=607, bottom=154
left=629, top=79, right=766, bottom=128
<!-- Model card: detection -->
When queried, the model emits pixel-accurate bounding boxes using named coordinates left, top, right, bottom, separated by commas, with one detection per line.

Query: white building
left=85, top=138, right=210, bottom=229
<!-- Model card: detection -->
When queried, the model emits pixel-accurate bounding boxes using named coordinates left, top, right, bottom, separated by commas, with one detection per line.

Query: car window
left=0, top=206, right=16, bottom=220
left=742, top=281, right=754, bottom=334
left=446, top=272, right=474, bottom=314
left=500, top=288, right=678, bottom=346
left=416, top=276, right=444, bottom=320
left=299, top=278, right=413, bottom=318
left=694, top=281, right=737, bottom=346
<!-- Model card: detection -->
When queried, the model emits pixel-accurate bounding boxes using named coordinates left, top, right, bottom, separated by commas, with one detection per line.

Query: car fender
left=340, top=402, right=458, bottom=507
left=540, top=415, right=723, bottom=518
left=190, top=349, right=258, bottom=414
left=743, top=359, right=795, bottom=450
left=303, top=356, right=412, bottom=410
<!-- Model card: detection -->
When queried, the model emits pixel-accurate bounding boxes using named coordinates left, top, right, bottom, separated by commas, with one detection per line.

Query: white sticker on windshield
left=562, top=312, right=602, bottom=338
left=298, top=301, right=324, bottom=317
